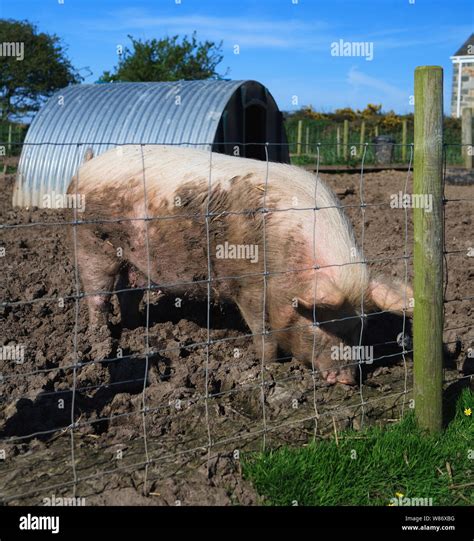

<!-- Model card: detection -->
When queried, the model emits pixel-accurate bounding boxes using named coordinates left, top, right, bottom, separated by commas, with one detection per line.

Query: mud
left=0, top=165, right=472, bottom=505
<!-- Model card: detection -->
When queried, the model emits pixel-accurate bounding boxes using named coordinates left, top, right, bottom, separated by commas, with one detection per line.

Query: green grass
left=242, top=389, right=474, bottom=506
left=2, top=165, right=18, bottom=174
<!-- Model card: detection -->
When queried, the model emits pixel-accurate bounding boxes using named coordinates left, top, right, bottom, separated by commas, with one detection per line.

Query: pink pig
left=68, top=145, right=412, bottom=384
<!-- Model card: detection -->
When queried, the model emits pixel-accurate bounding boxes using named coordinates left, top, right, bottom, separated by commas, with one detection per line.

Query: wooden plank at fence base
left=413, top=65, right=444, bottom=434
left=461, top=108, right=473, bottom=169
left=299, top=163, right=412, bottom=173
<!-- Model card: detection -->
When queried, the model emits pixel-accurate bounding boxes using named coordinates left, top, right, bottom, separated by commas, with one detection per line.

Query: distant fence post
left=374, top=124, right=379, bottom=138
left=402, top=119, right=407, bottom=163
left=336, top=126, right=341, bottom=158
left=7, top=124, right=12, bottom=155
left=297, top=120, right=303, bottom=155
left=17, top=124, right=22, bottom=153
left=343, top=119, right=349, bottom=160
left=461, top=108, right=472, bottom=169
left=359, top=121, right=365, bottom=154
left=305, top=126, right=310, bottom=155
left=413, top=66, right=444, bottom=434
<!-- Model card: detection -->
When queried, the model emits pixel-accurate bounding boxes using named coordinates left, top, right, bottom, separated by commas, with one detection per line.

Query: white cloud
left=83, top=10, right=331, bottom=50
left=81, top=7, right=472, bottom=56
left=347, top=66, right=407, bottom=102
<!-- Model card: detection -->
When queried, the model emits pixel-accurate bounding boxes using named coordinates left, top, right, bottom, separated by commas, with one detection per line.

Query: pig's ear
left=295, top=275, right=345, bottom=316
left=367, top=277, right=413, bottom=315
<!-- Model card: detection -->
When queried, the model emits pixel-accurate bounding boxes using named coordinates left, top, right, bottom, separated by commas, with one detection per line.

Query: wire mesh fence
left=0, top=137, right=472, bottom=505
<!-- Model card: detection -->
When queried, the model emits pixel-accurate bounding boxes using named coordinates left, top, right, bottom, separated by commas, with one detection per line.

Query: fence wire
left=0, top=139, right=472, bottom=505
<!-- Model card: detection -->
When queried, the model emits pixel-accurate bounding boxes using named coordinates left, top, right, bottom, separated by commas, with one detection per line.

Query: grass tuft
left=242, top=389, right=474, bottom=506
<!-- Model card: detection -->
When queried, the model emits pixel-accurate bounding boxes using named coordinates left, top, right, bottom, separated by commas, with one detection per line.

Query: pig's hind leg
left=75, top=229, right=121, bottom=333
left=115, top=264, right=145, bottom=329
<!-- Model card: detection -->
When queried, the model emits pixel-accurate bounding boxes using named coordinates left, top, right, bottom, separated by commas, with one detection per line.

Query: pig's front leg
left=87, top=293, right=112, bottom=329
left=235, top=293, right=278, bottom=363
left=257, top=334, right=278, bottom=364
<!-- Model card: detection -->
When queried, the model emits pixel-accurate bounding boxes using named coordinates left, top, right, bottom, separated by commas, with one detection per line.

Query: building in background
left=450, top=34, right=474, bottom=118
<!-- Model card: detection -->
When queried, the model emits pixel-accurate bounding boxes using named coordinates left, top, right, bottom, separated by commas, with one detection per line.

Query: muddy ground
left=0, top=163, right=472, bottom=505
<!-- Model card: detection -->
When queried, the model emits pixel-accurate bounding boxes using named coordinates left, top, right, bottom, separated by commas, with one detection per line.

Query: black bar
left=0, top=506, right=472, bottom=537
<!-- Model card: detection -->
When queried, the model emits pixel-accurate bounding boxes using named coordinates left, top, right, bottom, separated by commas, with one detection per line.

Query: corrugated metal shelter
left=13, top=80, right=289, bottom=208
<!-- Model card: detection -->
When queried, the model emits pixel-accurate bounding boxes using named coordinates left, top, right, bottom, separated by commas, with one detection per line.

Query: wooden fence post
left=462, top=108, right=473, bottom=169
left=413, top=66, right=444, bottom=434
left=305, top=126, right=310, bottom=155
left=336, top=126, right=341, bottom=159
left=402, top=118, right=407, bottom=163
left=343, top=119, right=349, bottom=160
left=297, top=120, right=303, bottom=155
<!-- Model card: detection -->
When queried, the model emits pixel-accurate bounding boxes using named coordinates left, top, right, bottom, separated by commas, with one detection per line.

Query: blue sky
left=2, top=0, right=473, bottom=114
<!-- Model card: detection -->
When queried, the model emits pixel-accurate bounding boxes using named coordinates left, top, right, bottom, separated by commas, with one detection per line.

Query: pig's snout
left=322, top=367, right=357, bottom=386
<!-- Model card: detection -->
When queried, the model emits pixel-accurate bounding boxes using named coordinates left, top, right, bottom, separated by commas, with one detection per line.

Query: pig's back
left=72, top=144, right=339, bottom=211
left=71, top=145, right=367, bottom=301
left=72, top=144, right=357, bottom=263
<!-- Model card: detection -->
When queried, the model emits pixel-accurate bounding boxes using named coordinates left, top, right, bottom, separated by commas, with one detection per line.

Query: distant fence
left=1, top=111, right=471, bottom=166
left=286, top=113, right=470, bottom=167
left=0, top=123, right=29, bottom=157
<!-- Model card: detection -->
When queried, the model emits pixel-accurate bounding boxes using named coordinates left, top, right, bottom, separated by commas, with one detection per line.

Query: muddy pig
left=67, top=145, right=412, bottom=384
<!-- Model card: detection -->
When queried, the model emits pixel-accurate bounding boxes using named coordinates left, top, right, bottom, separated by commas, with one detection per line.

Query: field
left=0, top=161, right=472, bottom=505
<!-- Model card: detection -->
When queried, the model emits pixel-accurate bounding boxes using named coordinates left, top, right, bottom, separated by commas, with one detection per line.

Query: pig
left=67, top=145, right=412, bottom=385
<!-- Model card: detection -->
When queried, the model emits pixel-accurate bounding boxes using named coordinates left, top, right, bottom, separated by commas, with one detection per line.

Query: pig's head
left=280, top=273, right=413, bottom=385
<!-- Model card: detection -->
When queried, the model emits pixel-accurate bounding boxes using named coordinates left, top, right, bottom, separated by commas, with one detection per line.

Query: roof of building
left=453, top=33, right=474, bottom=57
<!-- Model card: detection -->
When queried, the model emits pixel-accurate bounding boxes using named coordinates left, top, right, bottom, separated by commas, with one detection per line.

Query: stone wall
left=451, top=61, right=474, bottom=117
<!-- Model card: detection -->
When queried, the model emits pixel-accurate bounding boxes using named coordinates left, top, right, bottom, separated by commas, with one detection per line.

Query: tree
left=359, top=103, right=382, bottom=121
left=295, top=105, right=328, bottom=121
left=99, top=32, right=227, bottom=82
left=0, top=19, right=82, bottom=122
left=333, top=107, right=358, bottom=122
left=381, top=110, right=402, bottom=130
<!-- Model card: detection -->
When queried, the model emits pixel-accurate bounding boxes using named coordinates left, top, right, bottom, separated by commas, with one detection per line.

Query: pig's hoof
left=322, top=370, right=357, bottom=386
left=337, top=373, right=357, bottom=386
left=89, top=338, right=114, bottom=362
left=88, top=325, right=114, bottom=361
left=323, top=371, right=338, bottom=385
